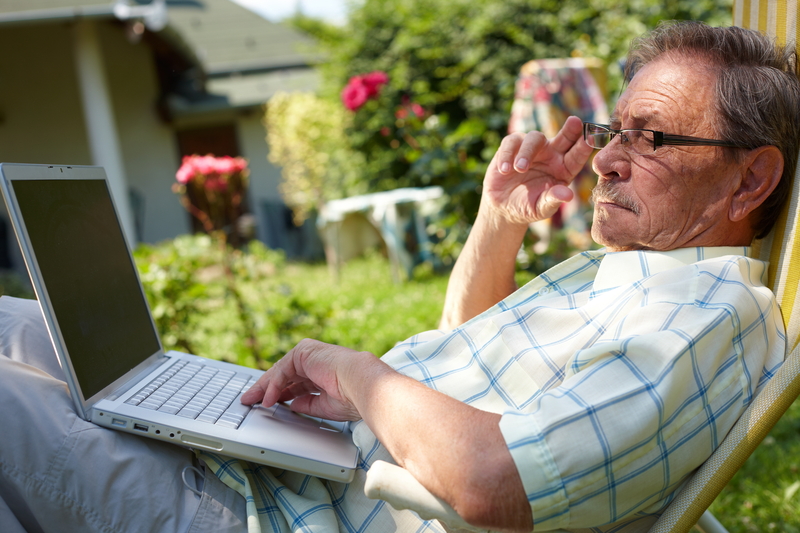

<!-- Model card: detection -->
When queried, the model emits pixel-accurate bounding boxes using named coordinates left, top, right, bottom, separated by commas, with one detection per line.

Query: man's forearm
left=344, top=353, right=533, bottom=532
left=439, top=208, right=529, bottom=330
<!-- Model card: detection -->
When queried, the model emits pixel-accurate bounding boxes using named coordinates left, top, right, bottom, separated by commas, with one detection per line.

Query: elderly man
left=0, top=21, right=798, bottom=533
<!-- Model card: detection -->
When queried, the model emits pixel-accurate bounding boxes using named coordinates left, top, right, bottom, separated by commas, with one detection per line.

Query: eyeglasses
left=582, top=122, right=748, bottom=156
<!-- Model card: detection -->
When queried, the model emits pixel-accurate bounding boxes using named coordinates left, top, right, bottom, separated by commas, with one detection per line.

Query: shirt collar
left=593, top=246, right=751, bottom=292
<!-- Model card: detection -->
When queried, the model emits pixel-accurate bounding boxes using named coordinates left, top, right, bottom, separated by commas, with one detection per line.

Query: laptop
left=0, top=163, right=359, bottom=483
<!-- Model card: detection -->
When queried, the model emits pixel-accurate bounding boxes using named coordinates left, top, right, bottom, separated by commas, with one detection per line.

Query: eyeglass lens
left=584, top=125, right=656, bottom=155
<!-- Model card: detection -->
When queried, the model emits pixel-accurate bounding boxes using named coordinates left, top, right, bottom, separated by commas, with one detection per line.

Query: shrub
left=133, top=235, right=328, bottom=368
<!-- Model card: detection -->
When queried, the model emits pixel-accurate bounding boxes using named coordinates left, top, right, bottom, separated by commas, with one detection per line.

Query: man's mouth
left=591, top=184, right=640, bottom=215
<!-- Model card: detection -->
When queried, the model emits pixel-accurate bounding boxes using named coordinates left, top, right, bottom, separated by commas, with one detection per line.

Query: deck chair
left=649, top=3, right=800, bottom=532
left=364, top=4, right=800, bottom=531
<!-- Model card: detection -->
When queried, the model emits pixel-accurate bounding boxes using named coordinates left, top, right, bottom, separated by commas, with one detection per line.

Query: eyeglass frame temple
left=583, top=123, right=746, bottom=151
left=658, top=133, right=746, bottom=149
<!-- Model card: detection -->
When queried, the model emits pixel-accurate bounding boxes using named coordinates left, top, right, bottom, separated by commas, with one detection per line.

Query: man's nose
left=591, top=138, right=630, bottom=180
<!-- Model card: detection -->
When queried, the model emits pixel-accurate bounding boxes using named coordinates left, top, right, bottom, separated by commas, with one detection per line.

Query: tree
left=289, top=0, right=733, bottom=262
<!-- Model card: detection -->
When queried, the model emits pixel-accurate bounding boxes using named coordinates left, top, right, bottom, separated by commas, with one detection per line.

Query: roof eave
left=0, top=5, right=115, bottom=26
left=0, top=6, right=203, bottom=74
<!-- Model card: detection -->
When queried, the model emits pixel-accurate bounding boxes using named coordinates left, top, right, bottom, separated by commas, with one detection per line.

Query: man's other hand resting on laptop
left=241, top=338, right=532, bottom=530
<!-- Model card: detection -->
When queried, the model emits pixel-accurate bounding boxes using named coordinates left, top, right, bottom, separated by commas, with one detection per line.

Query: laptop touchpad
left=261, top=403, right=346, bottom=432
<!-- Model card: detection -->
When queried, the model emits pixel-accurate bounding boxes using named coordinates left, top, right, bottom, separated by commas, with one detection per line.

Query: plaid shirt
left=203, top=246, right=785, bottom=533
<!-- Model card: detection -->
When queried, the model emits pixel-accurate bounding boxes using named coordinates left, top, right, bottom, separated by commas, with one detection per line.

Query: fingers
left=280, top=381, right=320, bottom=402
left=494, top=131, right=547, bottom=175
left=495, top=116, right=591, bottom=176
left=536, top=184, right=574, bottom=219
left=549, top=115, right=586, bottom=154
left=558, top=116, right=594, bottom=177
left=240, top=339, right=354, bottom=409
left=241, top=352, right=297, bottom=406
left=240, top=384, right=264, bottom=405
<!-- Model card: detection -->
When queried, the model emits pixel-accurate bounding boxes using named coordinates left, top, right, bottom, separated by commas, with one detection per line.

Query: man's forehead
left=610, top=103, right=661, bottom=126
left=611, top=59, right=715, bottom=130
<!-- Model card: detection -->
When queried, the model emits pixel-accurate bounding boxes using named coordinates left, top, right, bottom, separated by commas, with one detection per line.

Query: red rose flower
left=342, top=71, right=389, bottom=111
left=342, top=76, right=369, bottom=111
left=362, top=71, right=389, bottom=97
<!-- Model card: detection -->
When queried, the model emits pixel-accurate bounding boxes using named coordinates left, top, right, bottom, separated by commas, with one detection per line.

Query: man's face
left=590, top=54, right=747, bottom=251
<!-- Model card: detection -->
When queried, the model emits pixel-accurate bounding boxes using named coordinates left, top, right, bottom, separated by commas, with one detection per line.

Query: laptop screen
left=11, top=178, right=161, bottom=399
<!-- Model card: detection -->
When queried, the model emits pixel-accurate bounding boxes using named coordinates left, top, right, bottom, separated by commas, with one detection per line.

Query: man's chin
left=591, top=223, right=642, bottom=252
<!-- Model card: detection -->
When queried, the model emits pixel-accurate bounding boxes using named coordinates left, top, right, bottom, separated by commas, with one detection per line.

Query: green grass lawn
left=272, top=253, right=450, bottom=356
left=132, top=237, right=448, bottom=368
left=705, top=397, right=800, bottom=532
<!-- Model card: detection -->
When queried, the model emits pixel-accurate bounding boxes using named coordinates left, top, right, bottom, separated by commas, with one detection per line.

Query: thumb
left=537, top=184, right=573, bottom=218
left=288, top=394, right=317, bottom=416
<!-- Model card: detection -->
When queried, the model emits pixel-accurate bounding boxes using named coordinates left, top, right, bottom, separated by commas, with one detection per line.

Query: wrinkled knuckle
left=499, top=133, right=523, bottom=150
left=522, top=131, right=546, bottom=148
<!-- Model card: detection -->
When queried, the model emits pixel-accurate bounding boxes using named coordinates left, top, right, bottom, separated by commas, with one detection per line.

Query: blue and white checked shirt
left=203, top=246, right=785, bottom=533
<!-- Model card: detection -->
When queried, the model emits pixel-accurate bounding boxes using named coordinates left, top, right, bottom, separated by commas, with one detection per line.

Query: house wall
left=0, top=24, right=93, bottom=167
left=0, top=21, right=190, bottom=253
left=0, top=23, right=93, bottom=277
left=97, top=22, right=190, bottom=244
left=0, top=18, right=293, bottom=281
left=235, top=110, right=285, bottom=240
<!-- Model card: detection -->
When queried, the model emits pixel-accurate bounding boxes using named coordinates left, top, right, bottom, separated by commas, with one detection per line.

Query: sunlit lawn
left=273, top=253, right=450, bottom=356
left=704, top=398, right=800, bottom=532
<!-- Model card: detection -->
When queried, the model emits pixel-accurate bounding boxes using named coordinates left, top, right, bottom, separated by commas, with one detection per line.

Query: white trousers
left=0, top=296, right=249, bottom=533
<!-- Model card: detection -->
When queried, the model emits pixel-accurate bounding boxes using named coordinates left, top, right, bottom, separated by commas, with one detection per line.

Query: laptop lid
left=0, top=163, right=167, bottom=419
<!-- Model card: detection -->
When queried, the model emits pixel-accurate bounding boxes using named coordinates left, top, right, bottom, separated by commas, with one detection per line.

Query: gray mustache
left=591, top=182, right=641, bottom=215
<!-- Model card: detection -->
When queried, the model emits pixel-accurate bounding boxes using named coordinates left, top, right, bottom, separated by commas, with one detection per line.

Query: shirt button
left=539, top=286, right=551, bottom=295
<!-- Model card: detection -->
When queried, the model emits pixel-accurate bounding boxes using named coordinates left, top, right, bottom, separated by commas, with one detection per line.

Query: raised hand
left=482, top=115, right=592, bottom=225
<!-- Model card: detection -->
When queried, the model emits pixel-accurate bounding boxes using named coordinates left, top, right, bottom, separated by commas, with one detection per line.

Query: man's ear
left=729, top=145, right=784, bottom=223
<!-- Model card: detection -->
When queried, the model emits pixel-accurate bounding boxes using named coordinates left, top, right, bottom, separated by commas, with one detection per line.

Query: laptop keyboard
left=125, top=360, right=258, bottom=429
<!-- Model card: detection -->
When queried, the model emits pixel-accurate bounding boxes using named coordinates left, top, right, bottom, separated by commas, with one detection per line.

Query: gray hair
left=625, top=21, right=800, bottom=239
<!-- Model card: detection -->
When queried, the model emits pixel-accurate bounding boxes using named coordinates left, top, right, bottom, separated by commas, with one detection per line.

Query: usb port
left=133, top=423, right=149, bottom=432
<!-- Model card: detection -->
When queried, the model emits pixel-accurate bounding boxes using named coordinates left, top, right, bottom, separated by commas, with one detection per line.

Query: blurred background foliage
left=275, top=0, right=733, bottom=264
left=265, top=92, right=367, bottom=224
left=131, top=235, right=448, bottom=368
left=134, top=235, right=325, bottom=368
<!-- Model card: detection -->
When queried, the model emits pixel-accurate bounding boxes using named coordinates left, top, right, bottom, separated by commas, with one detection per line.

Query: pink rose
left=232, top=157, right=248, bottom=174
left=342, top=71, right=389, bottom=111
left=342, top=77, right=369, bottom=111
left=362, top=71, right=389, bottom=97
left=411, top=103, right=424, bottom=118
left=175, top=160, right=196, bottom=184
left=193, top=155, right=217, bottom=176
left=214, top=156, right=238, bottom=175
